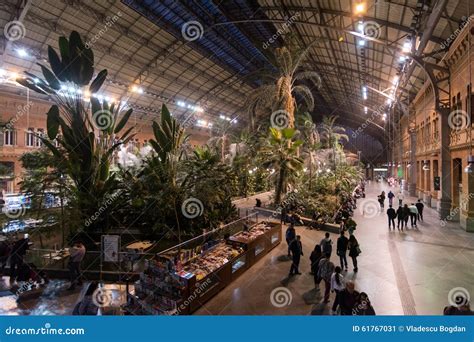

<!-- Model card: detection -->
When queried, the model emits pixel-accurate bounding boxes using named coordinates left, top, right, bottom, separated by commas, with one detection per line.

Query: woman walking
left=330, top=266, right=345, bottom=314
left=348, top=235, right=360, bottom=272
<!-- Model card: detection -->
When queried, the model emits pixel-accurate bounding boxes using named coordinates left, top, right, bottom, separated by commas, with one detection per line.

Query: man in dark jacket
left=416, top=199, right=424, bottom=221
left=285, top=224, right=296, bottom=257
left=339, top=281, right=359, bottom=315
left=386, top=205, right=396, bottom=230
left=402, top=204, right=410, bottom=229
left=288, top=235, right=303, bottom=276
left=396, top=206, right=404, bottom=231
left=336, top=231, right=349, bottom=270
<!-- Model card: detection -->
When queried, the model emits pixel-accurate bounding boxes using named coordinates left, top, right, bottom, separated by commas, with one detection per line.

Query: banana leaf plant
left=17, top=31, right=135, bottom=233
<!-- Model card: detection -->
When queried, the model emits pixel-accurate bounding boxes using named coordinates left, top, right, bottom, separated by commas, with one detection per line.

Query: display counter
left=128, top=221, right=281, bottom=315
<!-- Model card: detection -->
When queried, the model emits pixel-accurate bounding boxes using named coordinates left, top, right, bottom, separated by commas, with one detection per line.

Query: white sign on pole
left=102, top=235, right=120, bottom=262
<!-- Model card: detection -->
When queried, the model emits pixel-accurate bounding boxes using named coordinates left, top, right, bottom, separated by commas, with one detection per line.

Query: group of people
left=0, top=233, right=85, bottom=291
left=386, top=198, right=424, bottom=231
left=286, top=224, right=372, bottom=314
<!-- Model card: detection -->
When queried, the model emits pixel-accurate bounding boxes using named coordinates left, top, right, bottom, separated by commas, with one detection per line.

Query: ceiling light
left=402, top=42, right=412, bottom=53
left=10, top=72, right=19, bottom=80
left=177, top=101, right=186, bottom=107
left=17, top=48, right=28, bottom=57
left=399, top=56, right=407, bottom=62
left=0, top=69, right=6, bottom=76
left=195, top=106, right=204, bottom=113
left=392, top=76, right=399, bottom=85
left=354, top=3, right=366, bottom=14
left=359, top=39, right=366, bottom=46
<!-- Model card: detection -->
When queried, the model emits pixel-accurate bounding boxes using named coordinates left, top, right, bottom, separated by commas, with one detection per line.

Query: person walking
left=310, top=244, right=323, bottom=287
left=348, top=235, right=360, bottom=272
left=336, top=231, right=349, bottom=271
left=353, top=292, right=376, bottom=315
left=9, top=234, right=29, bottom=282
left=386, top=205, right=396, bottom=230
left=387, top=190, right=395, bottom=206
left=317, top=253, right=335, bottom=303
left=397, top=191, right=404, bottom=206
left=68, top=241, right=86, bottom=290
left=320, top=232, right=333, bottom=258
left=330, top=266, right=345, bottom=314
left=288, top=235, right=303, bottom=276
left=285, top=224, right=296, bottom=257
left=408, top=203, right=419, bottom=228
left=416, top=199, right=424, bottom=222
left=339, top=281, right=360, bottom=315
left=0, top=236, right=10, bottom=276
left=402, top=204, right=410, bottom=229
left=396, top=205, right=404, bottom=231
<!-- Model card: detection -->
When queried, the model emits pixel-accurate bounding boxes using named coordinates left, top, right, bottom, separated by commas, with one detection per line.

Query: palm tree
left=207, top=120, right=232, bottom=162
left=297, top=112, right=321, bottom=190
left=320, top=115, right=349, bottom=167
left=247, top=38, right=323, bottom=129
left=260, top=128, right=304, bottom=204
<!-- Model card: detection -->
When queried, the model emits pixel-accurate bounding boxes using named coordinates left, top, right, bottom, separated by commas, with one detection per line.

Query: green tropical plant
left=17, top=31, right=135, bottom=234
left=247, top=38, right=323, bottom=128
left=320, top=115, right=349, bottom=167
left=260, top=128, right=304, bottom=204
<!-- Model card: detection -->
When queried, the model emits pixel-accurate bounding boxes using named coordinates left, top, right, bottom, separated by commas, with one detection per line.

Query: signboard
left=434, top=176, right=440, bottom=191
left=102, top=235, right=120, bottom=262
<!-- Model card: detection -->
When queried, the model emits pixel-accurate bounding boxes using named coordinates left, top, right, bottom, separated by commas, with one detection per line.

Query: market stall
left=127, top=220, right=281, bottom=315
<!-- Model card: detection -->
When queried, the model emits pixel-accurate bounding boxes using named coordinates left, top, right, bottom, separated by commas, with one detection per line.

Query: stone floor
left=195, top=181, right=474, bottom=315
left=1, top=182, right=472, bottom=315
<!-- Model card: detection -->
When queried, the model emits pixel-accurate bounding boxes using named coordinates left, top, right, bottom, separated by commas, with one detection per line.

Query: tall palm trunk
left=275, top=167, right=286, bottom=204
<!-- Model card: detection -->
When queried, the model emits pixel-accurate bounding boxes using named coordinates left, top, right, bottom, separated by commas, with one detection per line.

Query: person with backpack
left=310, top=244, right=323, bottom=287
left=336, top=231, right=349, bottom=270
left=320, top=232, right=333, bottom=258
left=288, top=235, right=303, bottom=276
left=330, top=266, right=345, bottom=314
left=386, top=205, right=396, bottom=230
left=317, top=253, right=335, bottom=303
left=285, top=224, right=296, bottom=257
left=396, top=205, right=404, bottom=231
left=348, top=235, right=360, bottom=272
left=416, top=199, right=424, bottom=221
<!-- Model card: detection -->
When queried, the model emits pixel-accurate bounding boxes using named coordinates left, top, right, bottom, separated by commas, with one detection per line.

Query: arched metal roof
left=0, top=0, right=471, bottom=153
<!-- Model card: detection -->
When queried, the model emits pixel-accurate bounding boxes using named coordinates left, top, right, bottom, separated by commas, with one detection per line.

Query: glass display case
left=271, top=232, right=279, bottom=244
left=232, top=254, right=247, bottom=273
left=254, top=242, right=265, bottom=256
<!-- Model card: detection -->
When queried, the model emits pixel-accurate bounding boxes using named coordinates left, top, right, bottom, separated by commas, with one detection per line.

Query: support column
left=438, top=108, right=451, bottom=219
left=408, top=130, right=417, bottom=196
left=460, top=161, right=474, bottom=232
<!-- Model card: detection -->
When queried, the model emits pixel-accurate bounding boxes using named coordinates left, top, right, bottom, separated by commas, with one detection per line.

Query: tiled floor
left=195, top=181, right=474, bottom=315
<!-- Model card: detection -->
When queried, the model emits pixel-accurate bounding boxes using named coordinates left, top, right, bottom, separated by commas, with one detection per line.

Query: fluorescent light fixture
left=358, top=22, right=364, bottom=33
left=363, top=93, right=368, bottom=100
left=219, top=114, right=226, bottom=119
left=399, top=56, right=407, bottom=62
left=17, top=48, right=28, bottom=57
left=0, top=69, right=6, bottom=76
left=402, top=42, right=412, bottom=53
left=364, top=106, right=368, bottom=114
left=392, top=76, right=399, bottom=85
left=177, top=101, right=185, bottom=107
left=359, top=39, right=366, bottom=46
left=373, top=168, right=388, bottom=171
left=195, top=106, right=204, bottom=113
